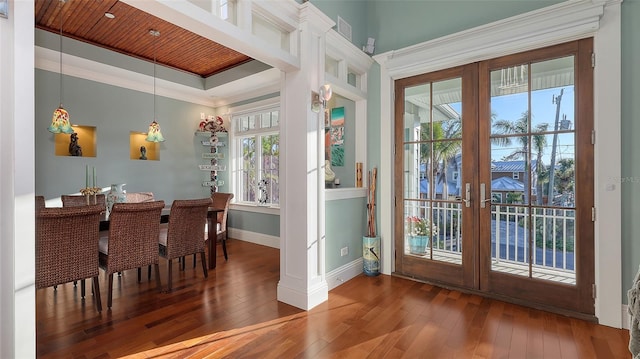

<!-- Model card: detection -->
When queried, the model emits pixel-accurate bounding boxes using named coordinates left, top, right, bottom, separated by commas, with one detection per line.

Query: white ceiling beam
left=121, top=0, right=300, bottom=73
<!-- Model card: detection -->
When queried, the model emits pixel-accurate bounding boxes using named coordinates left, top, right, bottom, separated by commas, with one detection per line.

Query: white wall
left=0, top=1, right=36, bottom=357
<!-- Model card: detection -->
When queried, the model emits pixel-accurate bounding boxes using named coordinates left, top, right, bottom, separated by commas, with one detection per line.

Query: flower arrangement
left=80, top=187, right=102, bottom=195
left=406, top=216, right=438, bottom=237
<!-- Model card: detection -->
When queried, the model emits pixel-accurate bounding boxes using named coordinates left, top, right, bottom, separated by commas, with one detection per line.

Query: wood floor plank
left=36, top=240, right=631, bottom=358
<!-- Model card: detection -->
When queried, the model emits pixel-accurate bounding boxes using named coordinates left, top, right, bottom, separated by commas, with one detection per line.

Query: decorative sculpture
left=198, top=115, right=226, bottom=133
left=68, top=132, right=82, bottom=156
left=139, top=146, right=147, bottom=160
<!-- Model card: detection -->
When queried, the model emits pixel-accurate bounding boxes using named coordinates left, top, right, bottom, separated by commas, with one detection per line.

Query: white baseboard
left=326, top=258, right=364, bottom=291
left=277, top=280, right=328, bottom=311
left=623, top=304, right=630, bottom=330
left=228, top=227, right=279, bottom=249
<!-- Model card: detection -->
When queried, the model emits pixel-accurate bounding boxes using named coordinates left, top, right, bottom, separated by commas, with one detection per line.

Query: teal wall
left=227, top=209, right=280, bottom=237
left=326, top=197, right=368, bottom=272
left=310, top=0, right=369, bottom=51
left=621, top=0, right=640, bottom=302
left=367, top=1, right=561, bottom=54
left=35, top=69, right=214, bottom=203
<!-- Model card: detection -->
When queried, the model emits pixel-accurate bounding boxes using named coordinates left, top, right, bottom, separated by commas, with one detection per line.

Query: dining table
left=99, top=206, right=224, bottom=269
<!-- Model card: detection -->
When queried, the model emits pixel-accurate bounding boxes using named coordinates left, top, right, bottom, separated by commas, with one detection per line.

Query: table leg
left=207, top=217, right=217, bottom=269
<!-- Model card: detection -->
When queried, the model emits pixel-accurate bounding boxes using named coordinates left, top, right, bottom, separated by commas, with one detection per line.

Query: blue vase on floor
left=363, top=236, right=380, bottom=276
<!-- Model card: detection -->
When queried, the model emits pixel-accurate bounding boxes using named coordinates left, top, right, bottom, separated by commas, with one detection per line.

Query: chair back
left=35, top=195, right=46, bottom=214
left=211, top=192, right=234, bottom=233
left=62, top=194, right=106, bottom=208
left=35, top=205, right=103, bottom=289
left=103, top=201, right=164, bottom=274
left=126, top=192, right=155, bottom=203
left=163, top=198, right=212, bottom=259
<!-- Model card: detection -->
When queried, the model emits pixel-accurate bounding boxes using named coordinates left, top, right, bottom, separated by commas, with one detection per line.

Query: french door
left=393, top=39, right=594, bottom=315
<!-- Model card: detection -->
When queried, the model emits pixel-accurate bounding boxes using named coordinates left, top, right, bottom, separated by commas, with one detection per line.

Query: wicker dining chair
left=62, top=194, right=106, bottom=208
left=210, top=192, right=234, bottom=261
left=35, top=195, right=46, bottom=214
left=36, top=204, right=104, bottom=311
left=98, top=200, right=165, bottom=308
left=159, top=198, right=212, bottom=291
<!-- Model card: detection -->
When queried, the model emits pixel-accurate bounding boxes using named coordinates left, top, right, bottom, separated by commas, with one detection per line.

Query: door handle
left=462, top=183, right=471, bottom=207
left=480, top=183, right=491, bottom=208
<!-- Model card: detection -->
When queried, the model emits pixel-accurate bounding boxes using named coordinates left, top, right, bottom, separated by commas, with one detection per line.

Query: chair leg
left=81, top=279, right=86, bottom=298
left=74, top=280, right=77, bottom=287
left=167, top=259, right=173, bottom=291
left=193, top=254, right=197, bottom=268
left=200, top=252, right=208, bottom=278
left=92, top=276, right=102, bottom=312
left=222, top=239, right=228, bottom=261
left=137, top=268, right=142, bottom=282
left=107, top=273, right=114, bottom=308
left=148, top=265, right=151, bottom=280
left=154, top=263, right=161, bottom=291
left=181, top=257, right=186, bottom=271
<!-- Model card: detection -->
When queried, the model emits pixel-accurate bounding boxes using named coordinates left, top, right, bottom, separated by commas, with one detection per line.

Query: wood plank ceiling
left=35, top=0, right=253, bottom=78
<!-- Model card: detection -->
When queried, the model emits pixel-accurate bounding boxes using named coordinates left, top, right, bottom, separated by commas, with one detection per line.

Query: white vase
left=106, top=183, right=126, bottom=216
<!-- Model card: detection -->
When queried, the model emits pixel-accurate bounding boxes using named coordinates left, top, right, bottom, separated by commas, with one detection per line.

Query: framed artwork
left=330, top=107, right=345, bottom=166
left=0, top=0, right=7, bottom=18
left=324, top=109, right=330, bottom=128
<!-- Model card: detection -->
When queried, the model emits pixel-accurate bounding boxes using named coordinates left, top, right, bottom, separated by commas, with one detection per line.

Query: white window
left=232, top=107, right=279, bottom=207
left=512, top=172, right=519, bottom=180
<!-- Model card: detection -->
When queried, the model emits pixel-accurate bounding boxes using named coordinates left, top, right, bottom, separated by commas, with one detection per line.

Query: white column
left=277, top=4, right=334, bottom=310
left=0, top=1, right=36, bottom=357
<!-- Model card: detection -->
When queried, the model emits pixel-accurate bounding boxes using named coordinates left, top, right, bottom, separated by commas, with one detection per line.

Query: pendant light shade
left=145, top=120, right=165, bottom=142
left=145, top=29, right=165, bottom=142
left=49, top=106, right=74, bottom=134
left=48, top=0, right=74, bottom=134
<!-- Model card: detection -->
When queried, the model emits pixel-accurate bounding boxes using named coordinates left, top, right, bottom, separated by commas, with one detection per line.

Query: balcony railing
left=406, top=203, right=576, bottom=284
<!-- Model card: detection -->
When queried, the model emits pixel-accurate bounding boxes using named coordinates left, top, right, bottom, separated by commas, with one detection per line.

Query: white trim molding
left=229, top=227, right=280, bottom=249
left=326, top=258, right=364, bottom=291
left=380, top=0, right=607, bottom=80
left=375, top=0, right=622, bottom=328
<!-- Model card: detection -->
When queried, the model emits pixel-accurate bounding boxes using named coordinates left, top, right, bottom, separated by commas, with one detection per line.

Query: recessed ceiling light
left=104, top=12, right=115, bottom=19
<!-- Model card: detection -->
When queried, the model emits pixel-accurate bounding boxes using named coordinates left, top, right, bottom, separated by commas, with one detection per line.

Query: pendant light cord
left=149, top=29, right=159, bottom=122
left=153, top=33, right=157, bottom=121
left=59, top=0, right=64, bottom=107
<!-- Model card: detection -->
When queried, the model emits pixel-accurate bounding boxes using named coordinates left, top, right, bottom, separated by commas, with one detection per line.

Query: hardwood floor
left=37, top=240, right=630, bottom=358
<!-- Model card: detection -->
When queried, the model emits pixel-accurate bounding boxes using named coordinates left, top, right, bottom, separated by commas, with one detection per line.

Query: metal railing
left=405, top=202, right=576, bottom=275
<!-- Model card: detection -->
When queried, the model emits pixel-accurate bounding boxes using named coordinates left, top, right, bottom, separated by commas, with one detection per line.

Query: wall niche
left=54, top=125, right=96, bottom=157
left=129, top=131, right=159, bottom=161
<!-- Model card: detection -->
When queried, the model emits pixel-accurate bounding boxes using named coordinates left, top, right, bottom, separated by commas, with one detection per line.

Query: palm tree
left=533, top=124, right=549, bottom=204
left=492, top=111, right=548, bottom=204
left=420, top=117, right=462, bottom=199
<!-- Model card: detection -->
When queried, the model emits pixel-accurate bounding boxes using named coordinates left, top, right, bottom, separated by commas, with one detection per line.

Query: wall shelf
left=196, top=131, right=227, bottom=192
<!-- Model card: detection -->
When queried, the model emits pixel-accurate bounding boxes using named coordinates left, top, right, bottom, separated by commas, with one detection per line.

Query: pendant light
left=48, top=0, right=74, bottom=134
left=145, top=29, right=165, bottom=142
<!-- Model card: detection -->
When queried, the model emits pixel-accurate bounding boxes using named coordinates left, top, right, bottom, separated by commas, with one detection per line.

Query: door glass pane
left=403, top=143, right=430, bottom=200
left=489, top=56, right=576, bottom=285
left=404, top=84, right=430, bottom=142
left=403, top=76, right=463, bottom=265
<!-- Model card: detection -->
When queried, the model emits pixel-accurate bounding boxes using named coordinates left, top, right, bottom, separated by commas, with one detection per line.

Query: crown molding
left=375, top=0, right=606, bottom=79
left=35, top=46, right=280, bottom=107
